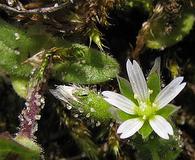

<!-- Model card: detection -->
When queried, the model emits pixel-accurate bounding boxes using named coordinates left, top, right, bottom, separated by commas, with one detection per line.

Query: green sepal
left=0, top=134, right=40, bottom=160
left=139, top=121, right=153, bottom=139
left=132, top=132, right=182, bottom=160
left=117, top=111, right=137, bottom=122
left=156, top=104, right=179, bottom=119
left=117, top=76, right=137, bottom=104
left=147, top=72, right=160, bottom=102
left=73, top=89, right=113, bottom=122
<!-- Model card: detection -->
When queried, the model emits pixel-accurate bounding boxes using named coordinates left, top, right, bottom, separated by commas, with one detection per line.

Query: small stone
left=149, top=89, right=153, bottom=94
left=78, top=107, right=84, bottom=113
left=90, top=108, right=96, bottom=112
left=28, top=120, right=32, bottom=125
left=74, top=114, right=79, bottom=118
left=35, top=100, right=41, bottom=106
left=35, top=94, right=41, bottom=99
left=67, top=105, right=72, bottom=110
left=54, top=3, right=58, bottom=7
left=96, top=121, right=101, bottom=127
left=40, top=98, right=45, bottom=104
left=91, top=119, right=95, bottom=123
left=7, top=0, right=15, bottom=6
left=86, top=113, right=90, bottom=118
left=110, top=122, right=114, bottom=127
left=14, top=33, right=20, bottom=40
left=35, top=115, right=41, bottom=120
left=25, top=102, right=29, bottom=107
left=32, top=123, right=38, bottom=133
left=14, top=50, right=20, bottom=55
left=13, top=65, right=18, bottom=69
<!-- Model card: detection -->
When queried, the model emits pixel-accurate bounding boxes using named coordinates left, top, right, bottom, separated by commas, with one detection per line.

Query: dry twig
left=0, top=2, right=68, bottom=14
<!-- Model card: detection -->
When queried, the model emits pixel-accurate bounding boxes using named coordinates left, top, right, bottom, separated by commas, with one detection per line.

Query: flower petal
left=149, top=115, right=174, bottom=139
left=149, top=57, right=161, bottom=76
left=117, top=118, right=144, bottom=139
left=154, top=77, right=186, bottom=109
left=102, top=91, right=136, bottom=114
left=126, top=60, right=149, bottom=102
left=50, top=85, right=78, bottom=103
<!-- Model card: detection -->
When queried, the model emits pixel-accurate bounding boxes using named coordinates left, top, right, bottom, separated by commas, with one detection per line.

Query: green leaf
left=145, top=11, right=195, bottom=49
left=0, top=18, right=67, bottom=78
left=157, top=104, right=179, bottom=119
left=147, top=72, right=160, bottom=102
left=117, top=76, right=137, bottom=104
left=139, top=121, right=153, bottom=139
left=52, top=44, right=119, bottom=84
left=0, top=135, right=40, bottom=160
left=11, top=78, right=28, bottom=98
left=0, top=41, right=32, bottom=78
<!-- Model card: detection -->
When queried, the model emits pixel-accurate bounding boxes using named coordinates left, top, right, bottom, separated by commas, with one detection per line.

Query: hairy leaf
left=145, top=11, right=195, bottom=49
left=53, top=44, right=119, bottom=84
left=0, top=135, right=40, bottom=160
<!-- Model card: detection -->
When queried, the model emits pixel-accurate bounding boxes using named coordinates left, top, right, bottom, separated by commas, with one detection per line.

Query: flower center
left=135, top=101, right=157, bottom=120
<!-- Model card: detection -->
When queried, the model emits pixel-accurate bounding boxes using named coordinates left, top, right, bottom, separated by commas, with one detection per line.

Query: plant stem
left=17, top=52, right=53, bottom=139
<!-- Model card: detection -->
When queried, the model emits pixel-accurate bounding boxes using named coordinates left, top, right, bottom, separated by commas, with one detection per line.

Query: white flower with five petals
left=102, top=59, right=186, bottom=140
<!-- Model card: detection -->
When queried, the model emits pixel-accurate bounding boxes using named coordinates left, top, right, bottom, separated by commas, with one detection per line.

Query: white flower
left=102, top=59, right=186, bottom=139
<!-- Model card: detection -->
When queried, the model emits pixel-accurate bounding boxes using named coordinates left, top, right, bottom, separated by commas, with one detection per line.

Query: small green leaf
left=139, top=121, right=153, bottom=139
left=14, top=136, right=42, bottom=154
left=157, top=104, right=179, bottom=119
left=146, top=11, right=195, bottom=49
left=117, top=76, right=137, bottom=104
left=52, top=44, right=119, bottom=84
left=11, top=78, right=28, bottom=98
left=0, top=18, right=68, bottom=78
left=147, top=72, right=160, bottom=102
left=0, top=134, right=40, bottom=160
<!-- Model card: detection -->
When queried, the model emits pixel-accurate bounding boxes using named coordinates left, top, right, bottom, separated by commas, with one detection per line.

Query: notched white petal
left=126, top=59, right=149, bottom=102
left=102, top=91, right=136, bottom=114
left=117, top=118, right=144, bottom=139
left=149, top=115, right=174, bottom=139
left=133, top=61, right=149, bottom=100
left=154, top=77, right=186, bottom=109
